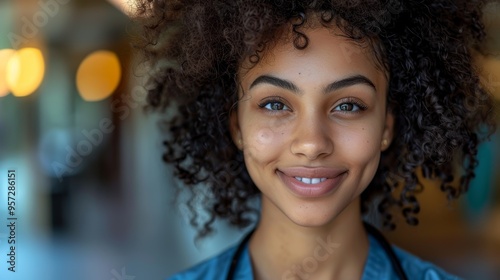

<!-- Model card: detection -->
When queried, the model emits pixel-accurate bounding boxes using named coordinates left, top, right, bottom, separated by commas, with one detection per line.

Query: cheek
left=339, top=126, right=382, bottom=167
left=243, top=126, right=286, bottom=165
left=340, top=127, right=382, bottom=193
left=255, top=128, right=275, bottom=146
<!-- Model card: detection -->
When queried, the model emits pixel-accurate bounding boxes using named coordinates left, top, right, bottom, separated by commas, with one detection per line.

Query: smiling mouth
left=277, top=168, right=348, bottom=198
left=278, top=166, right=348, bottom=181
left=294, top=177, right=327, bottom=184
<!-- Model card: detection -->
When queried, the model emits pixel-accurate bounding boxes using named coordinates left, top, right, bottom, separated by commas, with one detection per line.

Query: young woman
left=136, top=0, right=496, bottom=279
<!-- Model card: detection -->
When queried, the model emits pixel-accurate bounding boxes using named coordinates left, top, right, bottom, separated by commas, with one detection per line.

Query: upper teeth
left=294, top=177, right=327, bottom=184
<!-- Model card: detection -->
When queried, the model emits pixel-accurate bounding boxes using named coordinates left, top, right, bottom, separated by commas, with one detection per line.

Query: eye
left=258, top=97, right=291, bottom=112
left=333, top=98, right=367, bottom=113
left=263, top=101, right=289, bottom=111
left=335, top=103, right=360, bottom=111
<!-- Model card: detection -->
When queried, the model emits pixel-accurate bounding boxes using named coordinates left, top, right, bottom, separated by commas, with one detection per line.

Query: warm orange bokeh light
left=481, top=57, right=500, bottom=101
left=107, top=0, right=134, bottom=16
left=0, top=49, right=16, bottom=97
left=6, top=48, right=45, bottom=97
left=76, top=50, right=122, bottom=102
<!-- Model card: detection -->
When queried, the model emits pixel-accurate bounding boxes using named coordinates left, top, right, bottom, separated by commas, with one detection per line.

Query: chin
left=280, top=196, right=358, bottom=229
left=285, top=208, right=342, bottom=228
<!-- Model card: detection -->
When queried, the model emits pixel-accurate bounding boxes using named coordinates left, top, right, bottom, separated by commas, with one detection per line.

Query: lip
left=277, top=167, right=348, bottom=198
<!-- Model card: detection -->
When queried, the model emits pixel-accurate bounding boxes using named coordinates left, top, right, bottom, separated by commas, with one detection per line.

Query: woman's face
left=230, top=26, right=394, bottom=227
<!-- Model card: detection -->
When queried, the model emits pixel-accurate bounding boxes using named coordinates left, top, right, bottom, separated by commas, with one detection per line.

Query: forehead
left=238, top=25, right=388, bottom=92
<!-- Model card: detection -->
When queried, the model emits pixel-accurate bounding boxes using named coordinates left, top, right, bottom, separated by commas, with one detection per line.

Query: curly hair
left=135, top=0, right=496, bottom=237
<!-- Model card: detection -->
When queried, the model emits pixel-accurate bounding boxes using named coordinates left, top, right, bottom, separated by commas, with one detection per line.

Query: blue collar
left=228, top=227, right=404, bottom=280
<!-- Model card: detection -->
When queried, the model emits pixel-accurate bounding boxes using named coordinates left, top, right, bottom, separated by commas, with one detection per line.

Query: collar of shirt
left=231, top=234, right=387, bottom=279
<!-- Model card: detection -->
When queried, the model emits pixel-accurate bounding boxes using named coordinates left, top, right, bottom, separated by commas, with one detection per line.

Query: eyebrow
left=249, top=74, right=377, bottom=94
left=323, top=75, right=376, bottom=94
left=250, top=75, right=300, bottom=93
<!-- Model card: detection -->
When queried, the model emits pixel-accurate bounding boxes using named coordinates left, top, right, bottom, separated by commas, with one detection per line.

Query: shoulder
left=393, top=246, right=463, bottom=280
left=364, top=234, right=463, bottom=280
left=166, top=245, right=237, bottom=280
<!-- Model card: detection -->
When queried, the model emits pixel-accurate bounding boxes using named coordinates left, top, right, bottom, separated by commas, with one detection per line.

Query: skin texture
left=230, top=26, right=394, bottom=279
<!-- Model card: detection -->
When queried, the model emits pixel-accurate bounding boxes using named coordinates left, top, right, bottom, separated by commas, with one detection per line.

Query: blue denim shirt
left=167, top=233, right=462, bottom=280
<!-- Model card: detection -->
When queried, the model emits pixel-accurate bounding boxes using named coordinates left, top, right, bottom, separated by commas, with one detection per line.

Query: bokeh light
left=6, top=48, right=46, bottom=97
left=0, top=48, right=16, bottom=97
left=107, top=0, right=134, bottom=16
left=76, top=50, right=121, bottom=102
left=482, top=57, right=500, bottom=100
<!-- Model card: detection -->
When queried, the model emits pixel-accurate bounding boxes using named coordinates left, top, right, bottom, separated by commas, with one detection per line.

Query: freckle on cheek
left=256, top=128, right=274, bottom=145
left=245, top=128, right=284, bottom=162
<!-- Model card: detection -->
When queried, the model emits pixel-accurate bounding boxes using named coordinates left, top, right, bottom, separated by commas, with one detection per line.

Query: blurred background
left=0, top=1, right=498, bottom=279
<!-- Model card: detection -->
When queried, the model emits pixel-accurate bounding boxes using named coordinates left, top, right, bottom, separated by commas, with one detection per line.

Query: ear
left=381, top=110, right=395, bottom=151
left=229, top=109, right=243, bottom=150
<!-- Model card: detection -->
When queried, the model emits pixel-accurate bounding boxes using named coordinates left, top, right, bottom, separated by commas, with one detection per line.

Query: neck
left=249, top=198, right=369, bottom=280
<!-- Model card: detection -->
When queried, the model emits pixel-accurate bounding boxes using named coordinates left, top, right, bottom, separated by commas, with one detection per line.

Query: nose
left=290, top=113, right=334, bottom=160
